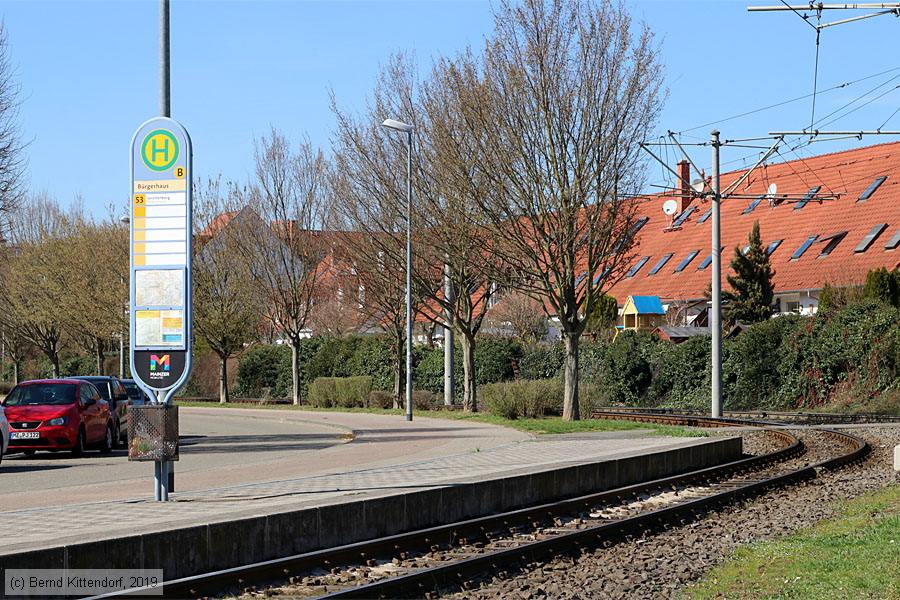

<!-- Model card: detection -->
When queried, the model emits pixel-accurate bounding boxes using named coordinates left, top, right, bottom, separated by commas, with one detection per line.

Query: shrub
left=61, top=354, right=96, bottom=377
left=309, top=376, right=373, bottom=408
left=483, top=379, right=563, bottom=419
left=412, top=389, right=438, bottom=410
left=308, top=377, right=337, bottom=408
left=347, top=337, right=394, bottom=391
left=518, top=343, right=564, bottom=380
left=235, top=345, right=290, bottom=398
left=369, top=390, right=395, bottom=409
left=334, top=376, right=373, bottom=408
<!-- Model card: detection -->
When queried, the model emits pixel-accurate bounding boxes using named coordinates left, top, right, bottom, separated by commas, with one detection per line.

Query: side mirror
left=83, top=398, right=96, bottom=407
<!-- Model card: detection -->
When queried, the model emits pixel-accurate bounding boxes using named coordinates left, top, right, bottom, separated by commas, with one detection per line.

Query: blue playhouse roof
left=630, top=295, right=665, bottom=315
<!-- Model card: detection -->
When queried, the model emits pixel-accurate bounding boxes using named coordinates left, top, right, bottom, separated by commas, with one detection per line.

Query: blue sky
left=4, top=0, right=900, bottom=216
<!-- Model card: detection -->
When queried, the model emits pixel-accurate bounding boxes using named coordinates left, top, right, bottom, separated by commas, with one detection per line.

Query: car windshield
left=4, top=383, right=77, bottom=406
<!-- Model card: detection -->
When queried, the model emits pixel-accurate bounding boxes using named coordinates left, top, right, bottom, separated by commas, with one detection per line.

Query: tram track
left=105, top=413, right=869, bottom=599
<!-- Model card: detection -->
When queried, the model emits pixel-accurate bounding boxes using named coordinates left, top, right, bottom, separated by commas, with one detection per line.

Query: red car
left=2, top=379, right=115, bottom=456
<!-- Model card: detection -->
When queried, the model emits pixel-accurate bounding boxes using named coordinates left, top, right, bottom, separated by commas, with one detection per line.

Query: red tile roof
left=607, top=141, right=900, bottom=303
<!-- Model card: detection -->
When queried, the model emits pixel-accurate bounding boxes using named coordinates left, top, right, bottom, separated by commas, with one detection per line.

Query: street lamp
left=120, top=215, right=130, bottom=380
left=381, top=118, right=414, bottom=422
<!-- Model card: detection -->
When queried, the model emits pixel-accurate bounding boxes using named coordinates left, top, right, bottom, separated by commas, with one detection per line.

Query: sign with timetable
left=129, top=117, right=193, bottom=400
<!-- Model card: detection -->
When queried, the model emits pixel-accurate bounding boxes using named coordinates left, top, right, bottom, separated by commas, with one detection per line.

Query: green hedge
left=231, top=297, right=900, bottom=414
left=308, top=376, right=374, bottom=408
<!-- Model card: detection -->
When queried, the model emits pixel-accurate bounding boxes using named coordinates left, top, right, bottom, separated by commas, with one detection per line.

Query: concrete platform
left=0, top=410, right=742, bottom=581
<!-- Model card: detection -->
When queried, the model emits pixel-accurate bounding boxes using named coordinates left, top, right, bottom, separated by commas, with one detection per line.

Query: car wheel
left=71, top=428, right=86, bottom=457
left=100, top=424, right=113, bottom=454
left=23, top=449, right=36, bottom=456
left=112, top=422, right=122, bottom=449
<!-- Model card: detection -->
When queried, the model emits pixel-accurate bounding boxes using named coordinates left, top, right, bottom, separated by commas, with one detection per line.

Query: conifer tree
left=722, top=221, right=775, bottom=325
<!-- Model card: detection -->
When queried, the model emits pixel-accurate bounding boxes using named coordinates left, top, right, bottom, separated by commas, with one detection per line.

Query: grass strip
left=690, top=484, right=900, bottom=600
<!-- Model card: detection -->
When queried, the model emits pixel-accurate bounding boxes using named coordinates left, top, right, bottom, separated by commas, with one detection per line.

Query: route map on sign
left=130, top=116, right=193, bottom=396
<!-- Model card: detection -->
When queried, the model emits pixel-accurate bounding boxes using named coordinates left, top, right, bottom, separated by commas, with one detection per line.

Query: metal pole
left=405, top=131, right=413, bottom=422
left=710, top=130, right=723, bottom=418
left=160, top=0, right=170, bottom=118
left=158, top=0, right=172, bottom=499
left=443, top=262, right=454, bottom=406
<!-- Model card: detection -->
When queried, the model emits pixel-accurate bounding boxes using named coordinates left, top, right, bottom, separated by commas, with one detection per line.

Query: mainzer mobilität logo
left=150, top=354, right=171, bottom=372
left=141, top=129, right=179, bottom=172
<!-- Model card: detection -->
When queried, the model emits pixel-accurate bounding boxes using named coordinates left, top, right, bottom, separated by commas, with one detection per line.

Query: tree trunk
left=13, top=360, right=19, bottom=385
left=51, top=353, right=60, bottom=378
left=219, top=354, right=229, bottom=404
left=291, top=340, right=301, bottom=406
left=393, top=330, right=403, bottom=409
left=95, top=339, right=105, bottom=376
left=459, top=332, right=477, bottom=412
left=562, top=332, right=581, bottom=421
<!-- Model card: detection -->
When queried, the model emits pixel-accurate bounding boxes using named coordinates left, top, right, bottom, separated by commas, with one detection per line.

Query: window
left=615, top=217, right=649, bottom=251
left=818, top=231, right=847, bottom=257
left=674, top=250, right=699, bottom=273
left=698, top=253, right=713, bottom=270
left=791, top=235, right=818, bottom=259
left=854, top=223, right=888, bottom=253
left=885, top=229, right=900, bottom=250
left=672, top=205, right=697, bottom=227
left=793, top=185, right=821, bottom=210
left=627, top=256, right=651, bottom=278
left=593, top=267, right=610, bottom=285
left=858, top=176, right=887, bottom=202
left=648, top=253, right=673, bottom=275
left=698, top=208, right=712, bottom=224
left=766, top=239, right=783, bottom=255
left=742, top=195, right=764, bottom=214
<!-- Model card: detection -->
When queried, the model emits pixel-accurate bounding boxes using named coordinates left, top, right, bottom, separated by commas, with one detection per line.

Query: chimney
left=677, top=160, right=691, bottom=213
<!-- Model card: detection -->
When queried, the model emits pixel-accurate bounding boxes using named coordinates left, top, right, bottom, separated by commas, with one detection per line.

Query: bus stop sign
left=129, top=117, right=193, bottom=402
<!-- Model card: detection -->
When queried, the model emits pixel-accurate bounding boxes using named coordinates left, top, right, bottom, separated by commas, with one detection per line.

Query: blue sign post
left=129, top=116, right=192, bottom=501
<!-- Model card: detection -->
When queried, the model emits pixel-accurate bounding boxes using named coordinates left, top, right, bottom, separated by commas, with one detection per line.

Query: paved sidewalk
left=0, top=409, right=721, bottom=555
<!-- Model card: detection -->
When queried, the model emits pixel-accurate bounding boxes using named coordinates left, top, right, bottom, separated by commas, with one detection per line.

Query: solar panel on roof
left=615, top=216, right=649, bottom=251
left=766, top=239, right=782, bottom=255
left=742, top=195, right=764, bottom=215
left=627, top=256, right=650, bottom=278
left=672, top=205, right=697, bottom=227
left=648, top=253, right=673, bottom=275
left=674, top=250, right=699, bottom=273
left=593, top=267, right=611, bottom=285
left=854, top=223, right=887, bottom=253
left=793, top=185, right=822, bottom=210
left=698, top=253, right=713, bottom=270
left=698, top=208, right=712, bottom=224
left=858, top=176, right=887, bottom=202
left=791, top=235, right=818, bottom=259
left=818, top=231, right=848, bottom=257
left=885, top=229, right=900, bottom=250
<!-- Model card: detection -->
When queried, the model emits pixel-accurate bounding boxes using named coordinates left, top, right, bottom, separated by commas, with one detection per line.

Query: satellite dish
left=662, top=199, right=678, bottom=216
left=691, top=178, right=705, bottom=193
left=767, top=182, right=777, bottom=198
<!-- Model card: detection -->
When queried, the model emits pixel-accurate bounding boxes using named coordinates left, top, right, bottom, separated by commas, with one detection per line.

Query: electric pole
left=710, top=130, right=723, bottom=418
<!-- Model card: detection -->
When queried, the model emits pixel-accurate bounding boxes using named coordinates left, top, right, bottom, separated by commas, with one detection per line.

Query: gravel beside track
left=451, top=427, right=900, bottom=600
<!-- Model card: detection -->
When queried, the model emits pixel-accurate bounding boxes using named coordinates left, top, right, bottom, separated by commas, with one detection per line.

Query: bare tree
left=194, top=179, right=261, bottom=403
left=0, top=195, right=70, bottom=377
left=0, top=23, right=25, bottom=228
left=443, top=0, right=664, bottom=419
left=231, top=130, right=329, bottom=405
left=332, top=55, right=504, bottom=411
left=484, top=291, right=549, bottom=344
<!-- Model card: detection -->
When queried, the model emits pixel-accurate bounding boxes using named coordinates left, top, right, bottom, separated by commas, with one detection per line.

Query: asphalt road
left=0, top=407, right=351, bottom=510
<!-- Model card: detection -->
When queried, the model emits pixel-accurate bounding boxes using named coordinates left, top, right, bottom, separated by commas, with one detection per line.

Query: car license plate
left=11, top=431, right=40, bottom=440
